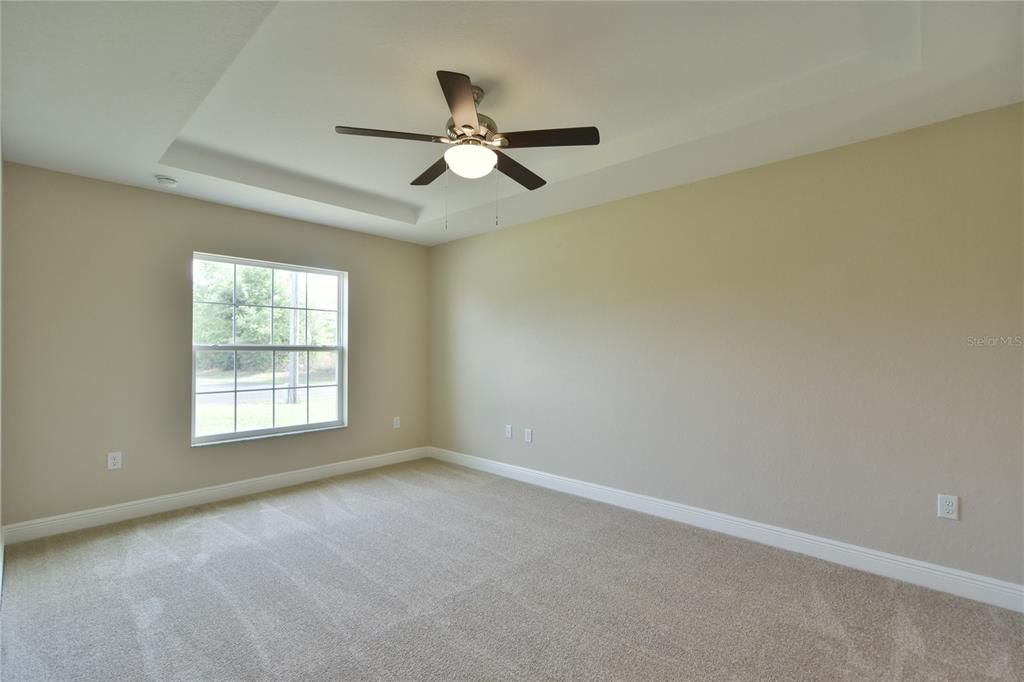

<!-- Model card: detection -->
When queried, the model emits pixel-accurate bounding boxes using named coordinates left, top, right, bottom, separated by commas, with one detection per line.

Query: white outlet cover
left=504, top=424, right=512, bottom=439
left=937, top=494, right=959, bottom=520
left=393, top=416, right=401, bottom=429
left=524, top=428, right=533, bottom=444
left=107, top=451, right=123, bottom=470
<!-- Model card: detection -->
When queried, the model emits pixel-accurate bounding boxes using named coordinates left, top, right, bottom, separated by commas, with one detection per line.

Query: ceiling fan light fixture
left=334, top=70, right=597, bottom=191
left=444, top=143, right=497, bottom=179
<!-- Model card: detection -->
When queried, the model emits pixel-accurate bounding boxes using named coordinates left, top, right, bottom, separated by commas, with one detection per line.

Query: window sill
left=191, top=421, right=348, bottom=448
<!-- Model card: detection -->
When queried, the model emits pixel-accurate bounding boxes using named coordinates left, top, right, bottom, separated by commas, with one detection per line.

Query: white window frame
left=191, top=252, right=348, bottom=446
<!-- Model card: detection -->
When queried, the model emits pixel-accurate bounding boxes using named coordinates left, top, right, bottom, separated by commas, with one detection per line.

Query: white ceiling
left=3, top=2, right=1022, bottom=245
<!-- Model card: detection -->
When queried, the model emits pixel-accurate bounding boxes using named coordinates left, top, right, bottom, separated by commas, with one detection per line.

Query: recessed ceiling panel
left=174, top=2, right=880, bottom=208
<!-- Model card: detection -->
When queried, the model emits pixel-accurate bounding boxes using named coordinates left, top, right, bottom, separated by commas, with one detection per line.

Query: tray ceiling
left=3, top=2, right=1022, bottom=245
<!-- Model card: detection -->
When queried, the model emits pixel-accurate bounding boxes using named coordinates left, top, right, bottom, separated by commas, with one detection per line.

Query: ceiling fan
left=334, top=70, right=599, bottom=191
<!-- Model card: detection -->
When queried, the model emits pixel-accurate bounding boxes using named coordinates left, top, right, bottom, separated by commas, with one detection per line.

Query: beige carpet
left=1, top=459, right=1020, bottom=681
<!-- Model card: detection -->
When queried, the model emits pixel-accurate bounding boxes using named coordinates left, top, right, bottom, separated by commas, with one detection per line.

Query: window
left=191, top=253, right=347, bottom=445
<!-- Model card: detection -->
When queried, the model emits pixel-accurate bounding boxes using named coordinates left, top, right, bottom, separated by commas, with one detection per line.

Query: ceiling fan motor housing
left=445, top=113, right=500, bottom=142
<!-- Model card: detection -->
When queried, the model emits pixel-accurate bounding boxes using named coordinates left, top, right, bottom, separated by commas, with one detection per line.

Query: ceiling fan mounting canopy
left=334, top=70, right=600, bottom=191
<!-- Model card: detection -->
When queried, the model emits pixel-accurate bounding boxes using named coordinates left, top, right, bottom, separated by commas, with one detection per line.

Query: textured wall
left=2, top=164, right=429, bottom=523
left=428, top=105, right=1024, bottom=583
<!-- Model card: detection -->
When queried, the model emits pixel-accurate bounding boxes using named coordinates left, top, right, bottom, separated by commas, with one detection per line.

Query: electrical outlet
left=107, top=451, right=123, bottom=470
left=504, top=424, right=512, bottom=439
left=392, top=416, right=401, bottom=429
left=524, top=428, right=533, bottom=444
left=937, top=494, right=959, bottom=520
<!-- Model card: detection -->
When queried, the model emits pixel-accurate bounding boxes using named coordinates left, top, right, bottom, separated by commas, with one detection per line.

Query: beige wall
left=428, top=104, right=1024, bottom=583
left=3, top=105, right=1021, bottom=584
left=2, top=163, right=429, bottom=524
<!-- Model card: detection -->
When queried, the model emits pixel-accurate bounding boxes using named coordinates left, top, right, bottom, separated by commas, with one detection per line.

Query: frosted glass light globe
left=444, top=144, right=497, bottom=179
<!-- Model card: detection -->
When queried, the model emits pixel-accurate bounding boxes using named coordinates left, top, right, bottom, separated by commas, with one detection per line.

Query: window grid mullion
left=196, top=383, right=337, bottom=396
left=193, top=300, right=336, bottom=314
left=194, top=345, right=338, bottom=352
left=231, top=264, right=237, bottom=345
left=233, top=350, right=238, bottom=434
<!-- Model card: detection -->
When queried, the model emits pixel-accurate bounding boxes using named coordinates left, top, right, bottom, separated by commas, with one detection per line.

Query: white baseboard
left=5, top=444, right=1019, bottom=613
left=429, top=447, right=1024, bottom=613
left=2, top=447, right=430, bottom=545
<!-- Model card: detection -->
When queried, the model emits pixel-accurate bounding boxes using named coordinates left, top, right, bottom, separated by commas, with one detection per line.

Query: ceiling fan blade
left=410, top=157, right=448, bottom=186
left=437, top=70, right=480, bottom=134
left=335, top=126, right=444, bottom=143
left=495, top=150, right=546, bottom=190
left=498, top=126, right=600, bottom=148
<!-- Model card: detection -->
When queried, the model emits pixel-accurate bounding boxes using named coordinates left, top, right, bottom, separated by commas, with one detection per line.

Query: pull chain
left=444, top=163, right=449, bottom=231
left=494, top=169, right=499, bottom=227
